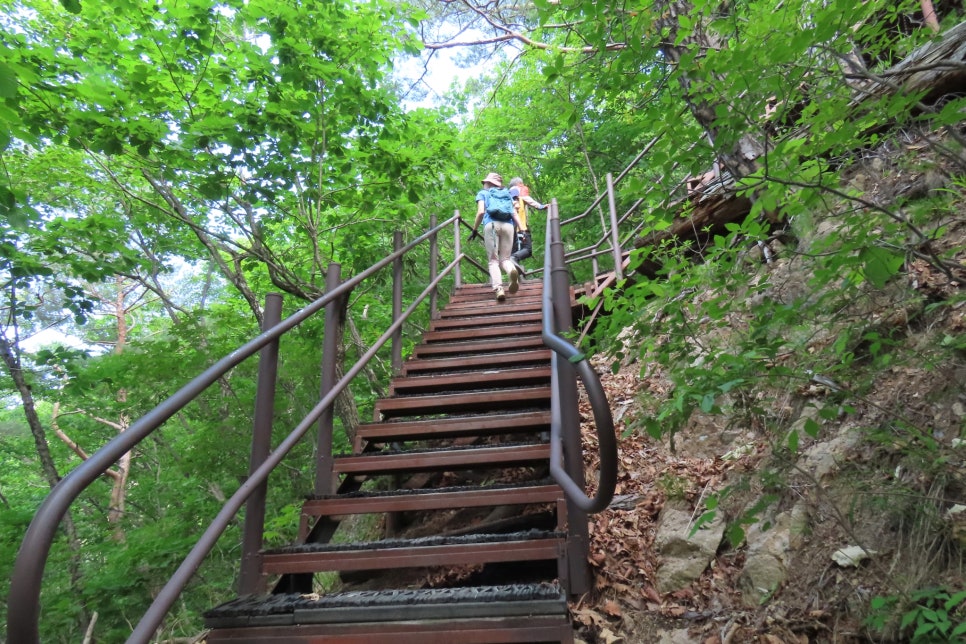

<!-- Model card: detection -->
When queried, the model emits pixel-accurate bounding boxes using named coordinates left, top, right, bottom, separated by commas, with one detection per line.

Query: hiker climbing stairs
left=202, top=279, right=579, bottom=643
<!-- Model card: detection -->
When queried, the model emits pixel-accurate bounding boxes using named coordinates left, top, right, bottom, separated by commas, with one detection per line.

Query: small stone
left=832, top=545, right=876, bottom=567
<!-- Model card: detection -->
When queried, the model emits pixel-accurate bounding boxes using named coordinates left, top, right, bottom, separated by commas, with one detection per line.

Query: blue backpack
left=485, top=187, right=515, bottom=221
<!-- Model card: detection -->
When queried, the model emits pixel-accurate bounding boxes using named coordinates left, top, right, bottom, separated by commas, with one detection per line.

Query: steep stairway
left=203, top=280, right=579, bottom=643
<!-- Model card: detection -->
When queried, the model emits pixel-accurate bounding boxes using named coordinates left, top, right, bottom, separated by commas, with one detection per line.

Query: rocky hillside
left=575, top=129, right=966, bottom=643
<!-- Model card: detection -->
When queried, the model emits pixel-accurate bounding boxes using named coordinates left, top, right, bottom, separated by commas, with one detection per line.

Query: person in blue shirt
left=468, top=172, right=523, bottom=301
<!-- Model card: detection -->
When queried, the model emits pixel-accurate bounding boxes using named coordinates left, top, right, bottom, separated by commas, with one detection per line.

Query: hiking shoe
left=495, top=286, right=506, bottom=302
left=511, top=259, right=526, bottom=279
left=507, top=267, right=519, bottom=294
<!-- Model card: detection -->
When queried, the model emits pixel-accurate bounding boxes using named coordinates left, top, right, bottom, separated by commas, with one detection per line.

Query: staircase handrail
left=7, top=215, right=461, bottom=644
left=542, top=201, right=617, bottom=513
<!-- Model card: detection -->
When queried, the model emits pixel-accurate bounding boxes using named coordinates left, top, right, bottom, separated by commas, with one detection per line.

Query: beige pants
left=484, top=221, right=516, bottom=289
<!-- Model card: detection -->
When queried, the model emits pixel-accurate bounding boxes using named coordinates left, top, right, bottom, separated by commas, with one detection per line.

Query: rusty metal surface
left=205, top=616, right=574, bottom=643
left=355, top=409, right=551, bottom=442
left=429, top=310, right=543, bottom=329
left=301, top=482, right=561, bottom=516
left=421, top=322, right=543, bottom=343
left=389, top=365, right=551, bottom=395
left=261, top=531, right=565, bottom=574
left=332, top=442, right=551, bottom=475
left=400, top=349, right=552, bottom=375
left=374, top=385, right=551, bottom=419
left=411, top=335, right=545, bottom=358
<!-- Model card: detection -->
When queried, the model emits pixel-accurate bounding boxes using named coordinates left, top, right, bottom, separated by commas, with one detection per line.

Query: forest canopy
left=2, top=0, right=965, bottom=641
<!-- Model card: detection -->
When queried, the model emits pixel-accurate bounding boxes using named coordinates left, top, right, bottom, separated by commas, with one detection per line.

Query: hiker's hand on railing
left=468, top=229, right=480, bottom=242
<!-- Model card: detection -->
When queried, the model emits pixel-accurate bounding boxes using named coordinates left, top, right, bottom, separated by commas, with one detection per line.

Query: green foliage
left=867, top=587, right=966, bottom=643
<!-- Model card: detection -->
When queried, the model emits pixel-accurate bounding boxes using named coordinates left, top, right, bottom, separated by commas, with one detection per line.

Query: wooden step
left=440, top=299, right=543, bottom=318
left=430, top=310, right=542, bottom=330
left=411, top=335, right=545, bottom=358
left=450, top=282, right=543, bottom=300
left=356, top=410, right=551, bottom=443
left=302, top=482, right=561, bottom=517
left=374, top=385, right=551, bottom=419
left=401, top=349, right=552, bottom=375
left=422, top=323, right=542, bottom=343
left=390, top=365, right=551, bottom=396
left=204, top=584, right=573, bottom=643
left=204, top=616, right=574, bottom=644
left=261, top=530, right=564, bottom=574
left=333, top=443, right=551, bottom=476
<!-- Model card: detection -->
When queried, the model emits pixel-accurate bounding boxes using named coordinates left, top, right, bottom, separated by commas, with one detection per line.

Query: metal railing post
left=392, top=231, right=404, bottom=373
left=606, top=173, right=623, bottom=281
left=453, top=210, right=462, bottom=287
left=238, top=293, right=283, bottom=595
left=548, top=202, right=591, bottom=595
left=428, top=214, right=439, bottom=319
left=315, top=264, right=343, bottom=497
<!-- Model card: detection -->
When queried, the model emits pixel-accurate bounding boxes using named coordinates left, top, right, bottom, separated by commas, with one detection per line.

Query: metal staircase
left=7, top=204, right=618, bottom=643
left=203, top=280, right=579, bottom=642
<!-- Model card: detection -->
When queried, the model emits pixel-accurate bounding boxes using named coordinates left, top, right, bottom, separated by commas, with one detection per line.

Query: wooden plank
left=430, top=311, right=542, bottom=330
left=439, top=300, right=543, bottom=318
left=261, top=537, right=562, bottom=574
left=411, top=336, right=545, bottom=358
left=401, top=349, right=551, bottom=375
left=390, top=365, right=551, bottom=395
left=302, top=484, right=562, bottom=516
left=205, top=615, right=574, bottom=643
left=333, top=443, right=551, bottom=475
left=374, top=385, right=551, bottom=418
left=423, top=323, right=542, bottom=343
left=356, top=409, right=551, bottom=442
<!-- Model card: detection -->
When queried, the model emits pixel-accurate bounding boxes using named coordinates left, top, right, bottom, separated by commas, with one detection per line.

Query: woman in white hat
left=469, top=172, right=523, bottom=301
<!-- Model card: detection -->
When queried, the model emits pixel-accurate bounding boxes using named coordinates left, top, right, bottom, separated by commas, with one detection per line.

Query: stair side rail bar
left=126, top=256, right=463, bottom=643
left=7, top=215, right=460, bottom=644
left=542, top=200, right=618, bottom=514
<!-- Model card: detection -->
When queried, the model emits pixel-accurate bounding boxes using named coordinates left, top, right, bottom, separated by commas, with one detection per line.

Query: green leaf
left=944, top=590, right=966, bottom=611
left=59, top=0, right=82, bottom=14
left=803, top=418, right=821, bottom=438
left=0, top=62, right=18, bottom=99
left=787, top=429, right=799, bottom=453
left=859, top=246, right=904, bottom=289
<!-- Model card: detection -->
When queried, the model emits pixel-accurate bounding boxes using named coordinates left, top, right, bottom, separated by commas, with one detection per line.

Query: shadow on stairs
left=203, top=280, right=578, bottom=643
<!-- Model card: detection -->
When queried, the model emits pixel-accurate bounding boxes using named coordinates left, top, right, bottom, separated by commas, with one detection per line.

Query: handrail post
left=392, top=231, right=404, bottom=373
left=453, top=210, right=462, bottom=287
left=549, top=202, right=591, bottom=595
left=238, top=293, right=283, bottom=595
left=428, top=214, right=439, bottom=319
left=315, top=264, right=343, bottom=497
left=606, top=173, right=623, bottom=281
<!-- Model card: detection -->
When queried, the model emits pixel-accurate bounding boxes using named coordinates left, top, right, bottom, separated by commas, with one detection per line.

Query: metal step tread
left=374, top=385, right=551, bottom=419
left=391, top=364, right=551, bottom=394
left=422, top=323, right=543, bottom=343
left=204, top=583, right=567, bottom=628
left=302, top=480, right=560, bottom=516
left=333, top=442, right=551, bottom=474
left=430, top=315, right=543, bottom=332
left=260, top=529, right=565, bottom=574
left=356, top=409, right=551, bottom=442
left=411, top=335, right=545, bottom=357
left=401, top=349, right=552, bottom=375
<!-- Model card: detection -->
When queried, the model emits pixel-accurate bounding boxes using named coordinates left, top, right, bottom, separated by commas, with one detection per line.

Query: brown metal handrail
left=542, top=200, right=617, bottom=514
left=7, top=215, right=462, bottom=643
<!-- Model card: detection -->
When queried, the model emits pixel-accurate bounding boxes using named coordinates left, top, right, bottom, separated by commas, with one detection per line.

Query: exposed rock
left=832, top=545, right=877, bottom=567
left=654, top=504, right=725, bottom=594
left=739, top=510, right=793, bottom=606
left=797, top=423, right=863, bottom=481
